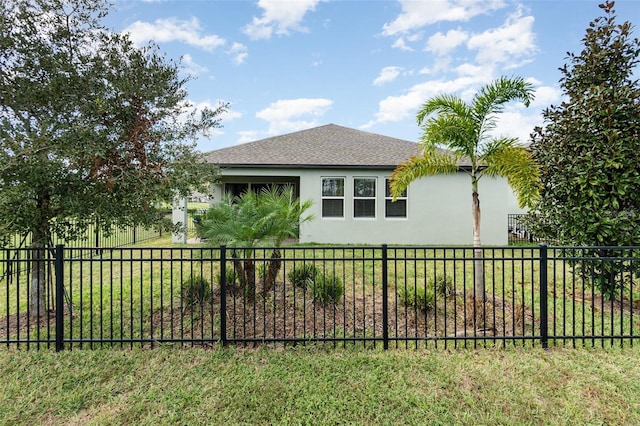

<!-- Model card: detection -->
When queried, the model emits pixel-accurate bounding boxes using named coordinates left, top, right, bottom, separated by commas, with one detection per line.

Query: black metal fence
left=2, top=244, right=639, bottom=351
left=508, top=214, right=533, bottom=244
left=3, top=222, right=164, bottom=251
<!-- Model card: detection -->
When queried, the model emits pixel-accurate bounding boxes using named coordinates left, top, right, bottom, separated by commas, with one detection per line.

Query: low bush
left=313, top=273, right=344, bottom=304
left=398, top=285, right=435, bottom=312
left=287, top=264, right=318, bottom=289
left=434, top=275, right=454, bottom=297
left=217, top=266, right=238, bottom=288
left=181, top=275, right=212, bottom=306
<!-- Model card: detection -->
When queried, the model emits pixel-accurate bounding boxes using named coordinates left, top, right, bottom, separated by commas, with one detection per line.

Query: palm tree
left=197, top=186, right=313, bottom=298
left=390, top=76, right=540, bottom=298
left=258, top=186, right=314, bottom=294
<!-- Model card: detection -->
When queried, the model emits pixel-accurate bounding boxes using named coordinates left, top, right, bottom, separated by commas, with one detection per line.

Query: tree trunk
left=243, top=259, right=256, bottom=299
left=29, top=224, right=49, bottom=319
left=231, top=252, right=244, bottom=294
left=472, top=189, right=485, bottom=299
left=263, top=249, right=282, bottom=296
left=471, top=175, right=486, bottom=331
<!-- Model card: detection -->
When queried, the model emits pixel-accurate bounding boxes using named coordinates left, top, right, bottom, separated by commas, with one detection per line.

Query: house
left=202, top=124, right=511, bottom=245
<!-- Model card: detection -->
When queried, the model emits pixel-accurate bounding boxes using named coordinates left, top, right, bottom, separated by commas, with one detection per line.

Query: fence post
left=381, top=244, right=389, bottom=350
left=220, top=244, right=227, bottom=347
left=55, top=244, right=65, bottom=352
left=539, top=243, right=548, bottom=349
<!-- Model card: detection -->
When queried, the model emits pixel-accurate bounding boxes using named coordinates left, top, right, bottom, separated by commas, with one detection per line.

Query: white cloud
left=228, top=43, right=248, bottom=65
left=454, top=62, right=494, bottom=81
left=374, top=66, right=403, bottom=86
left=494, top=109, right=542, bottom=145
left=237, top=130, right=261, bottom=144
left=391, top=37, right=413, bottom=51
left=243, top=0, right=324, bottom=40
left=466, top=8, right=536, bottom=67
left=191, top=100, right=241, bottom=121
left=181, top=54, right=208, bottom=77
left=382, top=0, right=505, bottom=36
left=426, top=28, right=468, bottom=56
left=531, top=85, right=562, bottom=108
left=123, top=17, right=225, bottom=51
left=362, top=76, right=486, bottom=128
left=256, top=98, right=333, bottom=134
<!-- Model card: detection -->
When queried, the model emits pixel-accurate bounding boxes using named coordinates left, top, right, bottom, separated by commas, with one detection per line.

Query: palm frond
left=417, top=95, right=471, bottom=126
left=389, top=153, right=458, bottom=200
left=472, top=76, right=535, bottom=121
left=483, top=145, right=541, bottom=209
left=420, top=114, right=477, bottom=158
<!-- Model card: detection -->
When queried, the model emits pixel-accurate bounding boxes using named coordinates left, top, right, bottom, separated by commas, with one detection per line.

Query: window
left=321, top=177, right=345, bottom=218
left=385, top=178, right=407, bottom=218
left=225, top=183, right=249, bottom=198
left=353, top=177, right=376, bottom=218
left=225, top=182, right=295, bottom=198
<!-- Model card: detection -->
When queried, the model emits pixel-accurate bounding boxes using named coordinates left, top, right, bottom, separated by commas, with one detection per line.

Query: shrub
left=398, top=285, right=435, bottom=312
left=287, top=264, right=318, bottom=290
left=434, top=275, right=454, bottom=298
left=182, top=275, right=212, bottom=306
left=313, top=273, right=344, bottom=304
left=217, top=266, right=237, bottom=287
left=257, top=263, right=267, bottom=281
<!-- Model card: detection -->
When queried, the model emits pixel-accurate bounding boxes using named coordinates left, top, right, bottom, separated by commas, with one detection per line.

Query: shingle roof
left=203, top=124, right=424, bottom=169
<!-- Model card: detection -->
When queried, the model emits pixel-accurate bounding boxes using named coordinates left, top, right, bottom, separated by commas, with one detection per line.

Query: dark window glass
left=385, top=178, right=407, bottom=218
left=354, top=199, right=376, bottom=217
left=322, top=199, right=344, bottom=217
left=385, top=200, right=407, bottom=217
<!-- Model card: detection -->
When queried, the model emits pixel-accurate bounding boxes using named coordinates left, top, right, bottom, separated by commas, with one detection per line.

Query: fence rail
left=2, top=244, right=639, bottom=351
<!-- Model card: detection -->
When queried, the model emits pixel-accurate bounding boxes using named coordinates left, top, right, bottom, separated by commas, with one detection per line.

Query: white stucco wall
left=507, top=189, right=529, bottom=215
left=213, top=167, right=510, bottom=245
left=300, top=169, right=507, bottom=245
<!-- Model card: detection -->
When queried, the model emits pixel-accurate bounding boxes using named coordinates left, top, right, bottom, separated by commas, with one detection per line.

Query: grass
left=1, top=346, right=640, bottom=424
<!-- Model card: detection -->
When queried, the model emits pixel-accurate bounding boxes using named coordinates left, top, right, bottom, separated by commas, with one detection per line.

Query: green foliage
left=197, top=186, right=313, bottom=248
left=287, top=264, right=318, bottom=290
left=0, top=0, right=226, bottom=249
left=390, top=76, right=539, bottom=213
left=181, top=276, right=212, bottom=306
left=434, top=275, right=454, bottom=298
left=390, top=76, right=537, bottom=298
left=312, top=273, right=344, bottom=305
left=198, top=187, right=314, bottom=297
left=529, top=2, right=640, bottom=297
left=398, top=285, right=436, bottom=313
left=217, top=266, right=237, bottom=287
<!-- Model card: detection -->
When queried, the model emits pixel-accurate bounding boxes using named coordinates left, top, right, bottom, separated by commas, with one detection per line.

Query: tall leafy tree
left=0, top=0, right=226, bottom=316
left=390, top=76, right=539, bottom=297
left=529, top=1, right=640, bottom=298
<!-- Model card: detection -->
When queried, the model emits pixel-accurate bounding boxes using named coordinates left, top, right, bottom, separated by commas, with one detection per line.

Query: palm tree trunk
left=472, top=189, right=485, bottom=299
left=471, top=176, right=486, bottom=331
left=263, top=249, right=282, bottom=296
left=231, top=251, right=244, bottom=294
left=244, top=259, right=256, bottom=299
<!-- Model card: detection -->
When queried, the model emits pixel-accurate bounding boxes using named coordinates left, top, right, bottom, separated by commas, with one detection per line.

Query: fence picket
left=2, top=244, right=639, bottom=350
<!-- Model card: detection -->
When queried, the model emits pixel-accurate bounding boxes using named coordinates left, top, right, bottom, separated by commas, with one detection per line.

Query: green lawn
left=1, top=346, right=639, bottom=425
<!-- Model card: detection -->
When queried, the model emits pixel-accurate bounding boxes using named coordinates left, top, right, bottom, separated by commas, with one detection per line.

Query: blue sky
left=107, top=0, right=640, bottom=153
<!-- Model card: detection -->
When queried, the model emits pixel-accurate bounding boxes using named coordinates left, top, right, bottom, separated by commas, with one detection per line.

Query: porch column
left=172, top=196, right=188, bottom=243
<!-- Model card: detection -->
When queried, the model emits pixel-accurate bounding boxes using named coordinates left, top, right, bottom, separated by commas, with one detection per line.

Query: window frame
left=321, top=176, right=346, bottom=219
left=353, top=176, right=377, bottom=219
left=384, top=177, right=408, bottom=219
